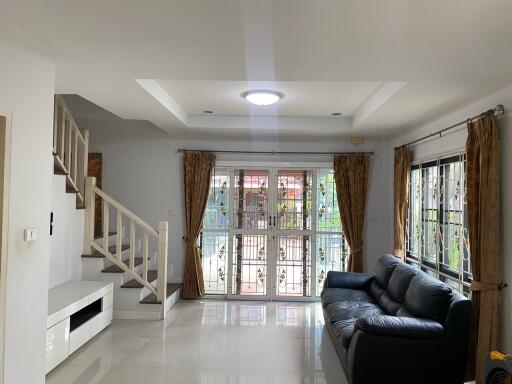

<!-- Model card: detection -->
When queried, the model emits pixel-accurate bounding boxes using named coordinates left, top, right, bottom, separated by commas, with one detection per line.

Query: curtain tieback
left=182, top=236, right=197, bottom=247
left=350, top=246, right=363, bottom=254
left=470, top=281, right=500, bottom=292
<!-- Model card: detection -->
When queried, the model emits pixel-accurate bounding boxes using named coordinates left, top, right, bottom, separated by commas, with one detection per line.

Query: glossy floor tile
left=46, top=301, right=348, bottom=384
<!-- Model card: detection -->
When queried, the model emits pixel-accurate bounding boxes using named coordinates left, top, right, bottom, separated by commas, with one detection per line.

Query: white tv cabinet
left=46, top=281, right=113, bottom=374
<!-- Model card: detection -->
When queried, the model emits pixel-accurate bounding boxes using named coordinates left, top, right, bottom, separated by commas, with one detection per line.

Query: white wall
left=49, top=174, right=84, bottom=289
left=391, top=83, right=512, bottom=353
left=85, top=119, right=393, bottom=284
left=0, top=18, right=55, bottom=384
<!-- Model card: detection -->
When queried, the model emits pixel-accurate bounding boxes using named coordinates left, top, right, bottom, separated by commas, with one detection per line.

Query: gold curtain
left=334, top=154, right=370, bottom=273
left=393, top=146, right=411, bottom=260
left=466, top=115, right=500, bottom=383
left=181, top=151, right=216, bottom=299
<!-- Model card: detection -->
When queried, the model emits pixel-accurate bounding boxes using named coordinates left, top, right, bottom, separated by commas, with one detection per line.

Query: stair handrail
left=93, top=186, right=159, bottom=238
left=83, top=176, right=168, bottom=319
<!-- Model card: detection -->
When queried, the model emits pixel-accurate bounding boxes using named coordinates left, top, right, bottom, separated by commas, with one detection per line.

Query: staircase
left=52, top=95, right=179, bottom=320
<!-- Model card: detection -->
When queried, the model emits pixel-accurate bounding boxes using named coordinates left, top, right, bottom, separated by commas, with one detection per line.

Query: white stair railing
left=83, top=177, right=169, bottom=319
left=53, top=95, right=88, bottom=206
left=53, top=96, right=170, bottom=320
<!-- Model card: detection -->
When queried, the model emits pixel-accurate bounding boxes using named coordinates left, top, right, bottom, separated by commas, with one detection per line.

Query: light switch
left=24, top=228, right=38, bottom=242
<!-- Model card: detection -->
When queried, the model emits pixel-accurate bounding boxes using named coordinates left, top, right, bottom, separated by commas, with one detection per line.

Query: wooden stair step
left=101, top=257, right=142, bottom=273
left=82, top=244, right=129, bottom=258
left=121, top=270, right=158, bottom=288
left=94, top=231, right=116, bottom=240
left=53, top=155, right=67, bottom=175
left=140, top=283, right=182, bottom=304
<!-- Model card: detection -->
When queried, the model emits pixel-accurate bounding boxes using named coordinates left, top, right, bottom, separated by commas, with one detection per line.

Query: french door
left=200, top=166, right=348, bottom=301
left=224, top=168, right=318, bottom=301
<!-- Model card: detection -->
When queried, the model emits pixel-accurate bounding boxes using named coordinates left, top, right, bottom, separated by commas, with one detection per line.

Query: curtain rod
left=177, top=149, right=374, bottom=156
left=396, top=104, right=505, bottom=149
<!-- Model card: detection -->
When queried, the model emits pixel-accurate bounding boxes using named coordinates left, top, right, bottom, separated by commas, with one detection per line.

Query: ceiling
left=2, top=0, right=512, bottom=137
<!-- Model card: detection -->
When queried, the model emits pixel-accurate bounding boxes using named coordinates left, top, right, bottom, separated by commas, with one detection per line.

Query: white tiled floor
left=46, top=300, right=348, bottom=384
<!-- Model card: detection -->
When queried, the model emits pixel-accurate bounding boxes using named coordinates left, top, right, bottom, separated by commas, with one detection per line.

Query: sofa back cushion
left=404, top=274, right=455, bottom=323
left=378, top=293, right=402, bottom=315
left=387, top=264, right=417, bottom=303
left=374, top=254, right=400, bottom=288
left=368, top=280, right=386, bottom=301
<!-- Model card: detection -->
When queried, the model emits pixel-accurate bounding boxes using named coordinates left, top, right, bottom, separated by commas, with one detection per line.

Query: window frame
left=405, top=153, right=472, bottom=296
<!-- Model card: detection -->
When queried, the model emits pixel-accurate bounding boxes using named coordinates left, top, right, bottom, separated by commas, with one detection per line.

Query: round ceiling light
left=242, top=90, right=283, bottom=106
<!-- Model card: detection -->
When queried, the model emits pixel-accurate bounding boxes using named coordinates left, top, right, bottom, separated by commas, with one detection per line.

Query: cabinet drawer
left=69, top=306, right=112, bottom=354
left=102, top=291, right=113, bottom=311
left=46, top=318, right=70, bottom=374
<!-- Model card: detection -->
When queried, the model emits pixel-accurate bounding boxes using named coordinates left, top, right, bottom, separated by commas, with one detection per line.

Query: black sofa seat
left=321, top=254, right=471, bottom=384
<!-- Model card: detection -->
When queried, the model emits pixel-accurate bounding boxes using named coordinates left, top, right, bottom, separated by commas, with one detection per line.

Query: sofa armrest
left=355, top=315, right=444, bottom=339
left=346, top=328, right=459, bottom=384
left=323, top=271, right=374, bottom=290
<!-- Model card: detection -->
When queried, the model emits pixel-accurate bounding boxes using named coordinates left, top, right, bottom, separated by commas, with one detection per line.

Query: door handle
left=268, top=215, right=272, bottom=227
left=273, top=216, right=276, bottom=226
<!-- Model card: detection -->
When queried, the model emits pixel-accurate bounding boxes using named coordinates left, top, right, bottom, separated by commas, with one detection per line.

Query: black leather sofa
left=321, top=254, right=471, bottom=384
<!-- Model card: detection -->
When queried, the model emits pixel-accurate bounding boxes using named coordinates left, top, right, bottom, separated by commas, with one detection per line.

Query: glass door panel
left=276, top=235, right=311, bottom=297
left=230, top=234, right=268, bottom=296
left=273, top=170, right=313, bottom=299
left=277, top=170, right=312, bottom=230
left=233, top=169, right=269, bottom=230
left=229, top=169, right=271, bottom=298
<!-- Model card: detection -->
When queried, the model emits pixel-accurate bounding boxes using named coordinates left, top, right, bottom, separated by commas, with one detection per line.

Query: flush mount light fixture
left=241, top=90, right=283, bottom=106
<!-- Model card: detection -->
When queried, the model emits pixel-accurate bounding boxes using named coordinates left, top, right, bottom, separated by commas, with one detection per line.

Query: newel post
left=83, top=176, right=96, bottom=256
left=157, top=221, right=169, bottom=320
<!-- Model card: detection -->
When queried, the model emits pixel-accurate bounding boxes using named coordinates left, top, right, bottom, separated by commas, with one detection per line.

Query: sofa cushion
left=331, top=319, right=358, bottom=348
left=324, top=301, right=385, bottom=324
left=374, top=254, right=400, bottom=288
left=404, top=274, right=455, bottom=323
left=368, top=280, right=386, bottom=301
left=396, top=306, right=414, bottom=317
left=387, top=264, right=417, bottom=303
left=321, top=288, right=374, bottom=309
left=378, top=292, right=402, bottom=315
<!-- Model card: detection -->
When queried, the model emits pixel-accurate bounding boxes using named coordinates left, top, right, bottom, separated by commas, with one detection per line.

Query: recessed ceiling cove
left=136, top=79, right=406, bottom=133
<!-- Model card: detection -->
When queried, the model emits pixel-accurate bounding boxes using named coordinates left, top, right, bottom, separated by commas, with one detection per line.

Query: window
left=406, top=154, right=471, bottom=296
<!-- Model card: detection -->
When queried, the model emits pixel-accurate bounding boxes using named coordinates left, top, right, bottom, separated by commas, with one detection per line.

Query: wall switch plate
left=24, top=228, right=38, bottom=242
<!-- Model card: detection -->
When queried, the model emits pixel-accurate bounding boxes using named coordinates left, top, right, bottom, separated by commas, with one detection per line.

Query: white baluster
left=53, top=97, right=58, bottom=154
left=73, top=127, right=78, bottom=184
left=157, top=222, right=169, bottom=320
left=103, top=201, right=109, bottom=252
left=83, top=177, right=96, bottom=255
left=66, top=114, right=72, bottom=171
left=116, top=211, right=123, bottom=260
left=130, top=221, right=136, bottom=271
left=59, top=105, right=65, bottom=164
left=142, top=231, right=149, bottom=282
